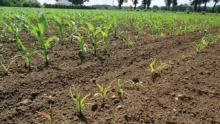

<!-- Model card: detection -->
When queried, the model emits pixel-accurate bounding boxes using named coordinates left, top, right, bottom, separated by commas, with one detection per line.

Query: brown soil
left=0, top=27, right=220, bottom=124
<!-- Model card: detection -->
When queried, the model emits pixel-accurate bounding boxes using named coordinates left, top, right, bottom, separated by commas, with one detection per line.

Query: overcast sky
left=38, top=0, right=218, bottom=7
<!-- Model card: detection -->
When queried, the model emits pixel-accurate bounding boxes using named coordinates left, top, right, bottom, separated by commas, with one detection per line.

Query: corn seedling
left=0, top=57, right=15, bottom=75
left=195, top=38, right=207, bottom=53
left=70, top=84, right=90, bottom=115
left=181, top=53, right=191, bottom=60
left=17, top=39, right=40, bottom=69
left=65, top=21, right=76, bottom=43
left=150, top=58, right=167, bottom=74
left=87, top=23, right=102, bottom=56
left=150, top=59, right=167, bottom=81
left=123, top=36, right=133, bottom=48
left=207, top=34, right=214, bottom=45
left=134, top=35, right=139, bottom=41
left=118, top=30, right=124, bottom=40
left=0, top=44, right=3, bottom=55
left=101, top=22, right=112, bottom=54
left=168, top=20, right=176, bottom=37
left=181, top=54, right=186, bottom=60
left=117, top=79, right=128, bottom=96
left=178, top=21, right=187, bottom=35
left=16, top=14, right=57, bottom=66
left=112, top=17, right=118, bottom=37
left=38, top=104, right=54, bottom=124
left=134, top=22, right=144, bottom=35
left=101, top=31, right=108, bottom=54
left=74, top=33, right=88, bottom=58
left=94, top=81, right=113, bottom=103
left=54, top=17, right=65, bottom=45
left=7, top=23, right=22, bottom=50
left=126, top=80, right=145, bottom=89
left=1, top=23, right=8, bottom=39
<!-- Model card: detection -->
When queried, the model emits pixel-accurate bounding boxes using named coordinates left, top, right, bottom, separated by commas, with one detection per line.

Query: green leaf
left=81, top=94, right=90, bottom=106
left=38, top=13, right=47, bottom=37
left=87, top=23, right=94, bottom=31
left=97, top=40, right=103, bottom=45
left=45, top=36, right=57, bottom=48
left=54, top=17, right=62, bottom=31
left=94, top=27, right=101, bottom=36
left=97, top=84, right=103, bottom=92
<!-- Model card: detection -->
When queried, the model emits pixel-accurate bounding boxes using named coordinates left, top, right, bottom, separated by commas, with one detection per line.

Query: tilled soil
left=0, top=27, right=220, bottom=124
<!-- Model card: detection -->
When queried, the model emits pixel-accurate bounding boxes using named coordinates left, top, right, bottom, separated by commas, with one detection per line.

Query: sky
left=38, top=0, right=218, bottom=7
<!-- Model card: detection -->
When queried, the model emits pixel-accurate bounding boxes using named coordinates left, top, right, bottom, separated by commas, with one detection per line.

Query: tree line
left=0, top=0, right=41, bottom=7
left=118, top=0, right=219, bottom=12
left=0, top=0, right=219, bottom=13
left=44, top=3, right=95, bottom=9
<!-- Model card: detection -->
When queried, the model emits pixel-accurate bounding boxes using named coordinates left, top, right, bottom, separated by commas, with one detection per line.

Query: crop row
left=0, top=8, right=220, bottom=72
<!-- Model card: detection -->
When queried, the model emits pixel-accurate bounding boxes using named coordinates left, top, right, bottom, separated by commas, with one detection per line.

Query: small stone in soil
left=111, top=95, right=116, bottom=99
left=116, top=105, right=123, bottom=110
left=19, top=99, right=30, bottom=105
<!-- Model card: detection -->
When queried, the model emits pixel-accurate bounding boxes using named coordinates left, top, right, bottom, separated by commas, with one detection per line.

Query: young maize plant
left=87, top=23, right=102, bottom=56
left=181, top=54, right=186, bottom=60
left=17, top=38, right=40, bottom=69
left=181, top=53, right=192, bottom=60
left=123, top=36, right=133, bottom=48
left=134, top=22, right=144, bottom=35
left=150, top=59, right=167, bottom=73
left=0, top=44, right=3, bottom=55
left=195, top=38, right=207, bottom=53
left=69, top=84, right=90, bottom=115
left=149, top=21, right=163, bottom=39
left=7, top=23, right=22, bottom=50
left=177, top=21, right=187, bottom=35
left=94, top=81, right=113, bottom=104
left=150, top=58, right=167, bottom=81
left=54, top=17, right=65, bottom=45
left=126, top=80, right=145, bottom=89
left=205, top=33, right=214, bottom=45
left=16, top=14, right=57, bottom=66
left=0, top=57, right=15, bottom=75
left=1, top=24, right=8, bottom=39
left=117, top=79, right=128, bottom=96
left=38, top=104, right=54, bottom=124
left=73, top=33, right=88, bottom=58
left=118, top=30, right=124, bottom=40
left=101, top=21, right=112, bottom=54
left=111, top=17, right=118, bottom=38
left=65, top=21, right=76, bottom=43
left=168, top=20, right=176, bottom=37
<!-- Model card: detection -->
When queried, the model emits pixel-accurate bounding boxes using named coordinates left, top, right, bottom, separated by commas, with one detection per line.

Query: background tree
left=152, top=5, right=159, bottom=10
left=132, top=0, right=138, bottom=9
left=147, top=0, right=151, bottom=9
left=197, top=0, right=202, bottom=11
left=67, top=0, right=89, bottom=5
left=118, top=0, right=128, bottom=9
left=212, top=0, right=219, bottom=12
left=142, top=0, right=147, bottom=9
left=172, top=0, right=178, bottom=11
left=0, top=0, right=40, bottom=7
left=190, top=0, right=198, bottom=12
left=164, top=0, right=172, bottom=10
left=202, top=0, right=211, bottom=11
